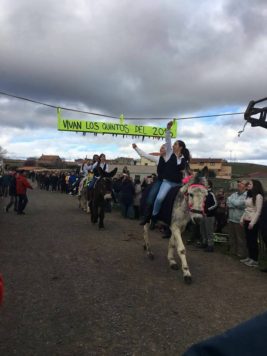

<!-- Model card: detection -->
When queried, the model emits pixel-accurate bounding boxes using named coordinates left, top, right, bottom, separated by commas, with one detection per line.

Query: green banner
left=57, top=109, right=177, bottom=138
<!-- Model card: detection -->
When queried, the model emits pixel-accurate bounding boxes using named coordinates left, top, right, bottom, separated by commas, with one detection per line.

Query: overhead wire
left=0, top=90, right=244, bottom=121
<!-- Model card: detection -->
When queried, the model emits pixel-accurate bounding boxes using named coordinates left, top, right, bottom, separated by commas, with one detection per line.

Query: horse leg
left=143, top=223, right=154, bottom=260
left=171, top=223, right=192, bottom=284
left=167, top=234, right=179, bottom=270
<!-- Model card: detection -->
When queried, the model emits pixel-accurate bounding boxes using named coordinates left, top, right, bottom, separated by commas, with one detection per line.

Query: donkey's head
left=95, top=167, right=117, bottom=197
left=181, top=175, right=208, bottom=223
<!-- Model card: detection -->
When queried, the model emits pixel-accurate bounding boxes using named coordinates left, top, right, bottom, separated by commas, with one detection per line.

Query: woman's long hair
left=247, top=179, right=265, bottom=205
left=177, top=140, right=190, bottom=163
left=176, top=140, right=191, bottom=175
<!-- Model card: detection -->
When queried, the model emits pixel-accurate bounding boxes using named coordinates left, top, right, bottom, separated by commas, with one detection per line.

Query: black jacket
left=204, top=189, right=217, bottom=217
left=163, top=154, right=186, bottom=183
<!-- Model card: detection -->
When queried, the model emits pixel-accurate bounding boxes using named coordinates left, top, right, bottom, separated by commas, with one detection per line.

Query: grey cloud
left=1, top=0, right=267, bottom=163
left=1, top=0, right=267, bottom=122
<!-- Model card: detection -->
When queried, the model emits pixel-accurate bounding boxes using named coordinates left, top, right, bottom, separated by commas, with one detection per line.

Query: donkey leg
left=98, top=205, right=104, bottom=229
left=171, top=224, right=192, bottom=283
left=90, top=201, right=97, bottom=224
left=86, top=200, right=90, bottom=213
left=167, top=234, right=179, bottom=270
left=143, top=224, right=154, bottom=260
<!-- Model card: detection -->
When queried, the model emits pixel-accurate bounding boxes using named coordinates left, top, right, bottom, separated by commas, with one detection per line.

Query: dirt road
left=0, top=188, right=266, bottom=355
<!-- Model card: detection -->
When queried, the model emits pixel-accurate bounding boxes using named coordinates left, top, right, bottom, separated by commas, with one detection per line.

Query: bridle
left=184, top=183, right=207, bottom=215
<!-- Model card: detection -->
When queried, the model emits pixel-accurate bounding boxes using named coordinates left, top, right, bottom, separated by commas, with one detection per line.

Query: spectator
left=133, top=177, right=142, bottom=219
left=68, top=172, right=76, bottom=195
left=200, top=180, right=217, bottom=252
left=226, top=180, right=247, bottom=258
left=119, top=174, right=135, bottom=218
left=44, top=174, right=50, bottom=191
left=215, top=188, right=227, bottom=233
left=59, top=172, right=67, bottom=193
left=122, top=166, right=130, bottom=176
left=112, top=176, right=122, bottom=204
left=1, top=173, right=11, bottom=197
left=259, top=200, right=267, bottom=272
left=240, top=179, right=264, bottom=267
left=16, top=170, right=33, bottom=215
left=4, top=171, right=18, bottom=213
left=50, top=173, right=59, bottom=192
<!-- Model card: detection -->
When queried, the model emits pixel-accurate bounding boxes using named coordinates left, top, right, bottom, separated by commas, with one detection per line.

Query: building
left=2, top=158, right=25, bottom=170
left=190, top=158, right=232, bottom=179
left=38, top=155, right=63, bottom=169
left=109, top=164, right=156, bottom=181
left=138, top=155, right=232, bottom=179
left=108, top=157, right=137, bottom=165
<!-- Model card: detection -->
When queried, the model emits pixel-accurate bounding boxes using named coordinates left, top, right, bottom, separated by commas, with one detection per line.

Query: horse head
left=180, top=174, right=208, bottom=223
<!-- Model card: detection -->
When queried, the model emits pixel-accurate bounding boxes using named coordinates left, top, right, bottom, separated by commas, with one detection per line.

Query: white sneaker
left=244, top=259, right=259, bottom=267
left=240, top=257, right=251, bottom=263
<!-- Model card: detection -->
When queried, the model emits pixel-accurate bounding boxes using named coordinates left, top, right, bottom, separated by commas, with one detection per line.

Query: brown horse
left=88, top=168, right=117, bottom=229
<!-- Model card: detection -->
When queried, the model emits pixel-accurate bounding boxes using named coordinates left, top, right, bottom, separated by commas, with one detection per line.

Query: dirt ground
left=0, top=187, right=266, bottom=356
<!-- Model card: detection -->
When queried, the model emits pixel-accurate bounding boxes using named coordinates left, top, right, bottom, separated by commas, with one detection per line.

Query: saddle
left=157, top=186, right=181, bottom=226
left=140, top=184, right=181, bottom=226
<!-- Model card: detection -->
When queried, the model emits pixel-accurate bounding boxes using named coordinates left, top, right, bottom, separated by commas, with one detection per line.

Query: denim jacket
left=227, top=191, right=247, bottom=223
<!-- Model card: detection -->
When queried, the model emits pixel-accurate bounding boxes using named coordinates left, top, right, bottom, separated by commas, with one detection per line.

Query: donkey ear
left=97, top=167, right=104, bottom=176
left=105, top=167, right=118, bottom=178
left=180, top=183, right=189, bottom=194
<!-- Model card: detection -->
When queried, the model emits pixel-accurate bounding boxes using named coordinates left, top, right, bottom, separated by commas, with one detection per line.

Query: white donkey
left=143, top=176, right=207, bottom=284
left=78, top=175, right=93, bottom=213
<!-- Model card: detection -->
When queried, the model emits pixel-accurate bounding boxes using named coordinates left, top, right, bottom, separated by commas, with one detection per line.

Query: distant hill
left=229, top=162, right=267, bottom=178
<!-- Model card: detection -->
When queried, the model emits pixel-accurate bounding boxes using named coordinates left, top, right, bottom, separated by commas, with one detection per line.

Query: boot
left=149, top=215, right=157, bottom=230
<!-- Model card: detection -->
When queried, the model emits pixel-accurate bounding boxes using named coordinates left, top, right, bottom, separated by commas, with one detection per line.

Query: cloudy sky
left=1, top=0, right=267, bottom=164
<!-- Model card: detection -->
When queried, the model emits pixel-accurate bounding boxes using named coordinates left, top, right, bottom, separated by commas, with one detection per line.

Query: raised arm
left=165, top=121, right=173, bottom=160
left=132, top=144, right=159, bottom=164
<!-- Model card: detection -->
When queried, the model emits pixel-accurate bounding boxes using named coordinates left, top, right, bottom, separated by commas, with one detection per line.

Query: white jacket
left=240, top=194, right=263, bottom=227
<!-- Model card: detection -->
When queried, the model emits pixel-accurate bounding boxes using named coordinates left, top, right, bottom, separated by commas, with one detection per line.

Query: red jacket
left=16, top=174, right=33, bottom=195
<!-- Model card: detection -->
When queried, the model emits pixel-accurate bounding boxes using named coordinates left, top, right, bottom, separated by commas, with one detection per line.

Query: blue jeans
left=147, top=180, right=162, bottom=206
left=88, top=176, right=97, bottom=190
left=152, top=179, right=180, bottom=217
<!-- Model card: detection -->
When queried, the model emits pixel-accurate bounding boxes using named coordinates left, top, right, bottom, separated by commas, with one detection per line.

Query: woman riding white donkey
left=138, top=122, right=206, bottom=283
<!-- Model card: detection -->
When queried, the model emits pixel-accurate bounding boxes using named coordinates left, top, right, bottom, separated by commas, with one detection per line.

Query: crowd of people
left=1, top=122, right=267, bottom=271
left=0, top=170, right=33, bottom=215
